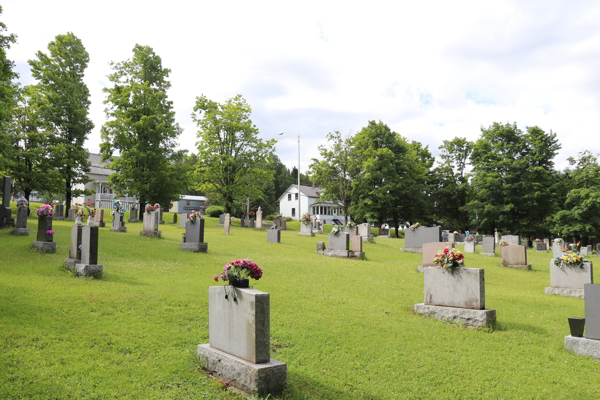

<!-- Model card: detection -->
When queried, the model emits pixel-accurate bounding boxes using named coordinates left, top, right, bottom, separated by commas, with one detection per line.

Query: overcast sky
left=5, top=0, right=600, bottom=172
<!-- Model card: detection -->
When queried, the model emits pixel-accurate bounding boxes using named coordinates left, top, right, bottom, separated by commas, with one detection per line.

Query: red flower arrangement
left=212, top=259, right=264, bottom=283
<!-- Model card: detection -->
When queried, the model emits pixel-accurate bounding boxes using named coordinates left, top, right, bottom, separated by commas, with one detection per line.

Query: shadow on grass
left=494, top=321, right=549, bottom=335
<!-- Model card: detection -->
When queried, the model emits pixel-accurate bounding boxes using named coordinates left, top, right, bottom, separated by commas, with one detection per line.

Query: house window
left=295, top=193, right=298, bottom=200
left=292, top=208, right=296, bottom=217
left=288, top=194, right=291, bottom=201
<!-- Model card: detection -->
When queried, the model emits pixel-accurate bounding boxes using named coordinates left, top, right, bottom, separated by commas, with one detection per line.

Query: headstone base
left=88, top=221, right=105, bottom=228
left=480, top=252, right=496, bottom=257
left=128, top=218, right=139, bottom=223
left=11, top=228, right=29, bottom=236
left=111, top=226, right=127, bottom=232
left=54, top=216, right=64, bottom=220
left=564, top=336, right=600, bottom=359
left=544, top=287, right=584, bottom=299
left=414, top=303, right=496, bottom=328
left=140, top=231, right=162, bottom=238
left=75, top=263, right=103, bottom=278
left=316, top=249, right=365, bottom=259
left=196, top=344, right=287, bottom=396
left=501, top=264, right=532, bottom=270
left=64, top=258, right=80, bottom=270
left=180, top=242, right=208, bottom=253
left=297, top=232, right=315, bottom=237
left=400, top=247, right=423, bottom=254
left=32, top=241, right=56, bottom=253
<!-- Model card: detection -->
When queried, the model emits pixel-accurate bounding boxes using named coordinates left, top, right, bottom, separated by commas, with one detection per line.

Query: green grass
left=1, top=212, right=600, bottom=399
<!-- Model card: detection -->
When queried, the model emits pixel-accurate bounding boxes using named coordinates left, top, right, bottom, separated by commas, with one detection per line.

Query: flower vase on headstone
left=32, top=214, right=56, bottom=253
left=180, top=218, right=207, bottom=252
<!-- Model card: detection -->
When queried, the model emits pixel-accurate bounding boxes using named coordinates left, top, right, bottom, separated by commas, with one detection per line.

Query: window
left=295, top=193, right=298, bottom=200
left=292, top=208, right=296, bottom=217
left=288, top=193, right=291, bottom=201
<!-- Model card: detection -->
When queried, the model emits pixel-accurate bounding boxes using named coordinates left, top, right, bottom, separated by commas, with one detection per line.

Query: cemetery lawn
left=1, top=215, right=600, bottom=400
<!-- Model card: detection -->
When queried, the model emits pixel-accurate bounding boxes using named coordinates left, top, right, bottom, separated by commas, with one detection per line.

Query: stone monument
left=181, top=217, right=208, bottom=252
left=89, top=209, right=105, bottom=228
left=564, top=284, right=600, bottom=358
left=140, top=208, right=161, bottom=237
left=73, top=226, right=103, bottom=277
left=298, top=221, right=315, bottom=237
left=11, top=203, right=29, bottom=236
left=545, top=260, right=593, bottom=299
left=401, top=226, right=442, bottom=253
left=64, top=224, right=84, bottom=270
left=267, top=226, right=280, bottom=243
left=128, top=206, right=139, bottom=223
left=223, top=213, right=231, bottom=235
left=256, top=207, right=263, bottom=229
left=111, top=212, right=127, bottom=232
left=500, top=245, right=531, bottom=270
left=32, top=210, right=56, bottom=253
left=481, top=236, right=496, bottom=256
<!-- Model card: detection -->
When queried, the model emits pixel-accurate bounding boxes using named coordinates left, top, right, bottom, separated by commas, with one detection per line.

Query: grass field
left=1, top=207, right=599, bottom=399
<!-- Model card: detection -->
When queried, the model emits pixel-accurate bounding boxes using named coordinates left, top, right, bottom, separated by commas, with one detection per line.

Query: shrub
left=285, top=217, right=293, bottom=222
left=205, top=205, right=224, bottom=218
left=264, top=214, right=276, bottom=221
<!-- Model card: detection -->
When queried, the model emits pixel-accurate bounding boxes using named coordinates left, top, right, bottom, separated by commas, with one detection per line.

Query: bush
left=264, top=214, right=276, bottom=221
left=205, top=206, right=224, bottom=218
left=285, top=217, right=293, bottom=222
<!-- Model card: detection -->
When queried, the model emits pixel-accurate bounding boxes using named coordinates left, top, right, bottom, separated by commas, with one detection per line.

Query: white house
left=277, top=184, right=347, bottom=224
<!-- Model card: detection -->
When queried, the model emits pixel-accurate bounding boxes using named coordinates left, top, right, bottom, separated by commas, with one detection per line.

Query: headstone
left=198, top=286, right=287, bottom=396
left=403, top=226, right=442, bottom=252
left=299, top=222, right=314, bottom=237
left=140, top=209, right=161, bottom=237
left=218, top=213, right=225, bottom=226
left=316, top=241, right=325, bottom=252
left=414, top=267, right=496, bottom=327
left=128, top=206, right=139, bottom=222
left=274, top=219, right=286, bottom=230
left=447, top=233, right=456, bottom=244
left=0, top=176, right=11, bottom=228
left=172, top=213, right=177, bottom=224
left=36, top=216, right=53, bottom=242
left=111, top=213, right=127, bottom=232
left=357, top=222, right=372, bottom=242
left=543, top=238, right=550, bottom=249
left=456, top=233, right=465, bottom=242
left=581, top=245, right=592, bottom=256
left=71, top=225, right=83, bottom=260
left=181, top=219, right=207, bottom=252
left=74, top=226, right=103, bottom=277
left=419, top=242, right=452, bottom=272
left=464, top=241, right=476, bottom=253
left=501, top=235, right=520, bottom=245
left=545, top=260, right=593, bottom=298
left=159, top=209, right=164, bottom=224
left=500, top=245, right=531, bottom=270
left=552, top=239, right=564, bottom=259
left=267, top=227, right=280, bottom=243
left=351, top=235, right=363, bottom=252
left=481, top=236, right=495, bottom=256
left=224, top=213, right=230, bottom=235
left=54, top=204, right=64, bottom=220
left=441, top=232, right=448, bottom=242
left=494, top=230, right=500, bottom=244
left=520, top=240, right=529, bottom=248
left=328, top=232, right=349, bottom=251
left=68, top=208, right=77, bottom=222
left=535, top=242, right=547, bottom=251
left=90, top=209, right=105, bottom=228
left=180, top=213, right=187, bottom=228
left=256, top=207, right=263, bottom=229
left=596, top=243, right=600, bottom=257
left=585, top=283, right=600, bottom=340
left=11, top=206, right=29, bottom=236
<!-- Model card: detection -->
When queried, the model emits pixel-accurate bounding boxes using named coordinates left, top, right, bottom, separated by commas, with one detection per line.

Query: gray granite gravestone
left=75, top=226, right=103, bottom=277
left=128, top=207, right=139, bottom=222
left=181, top=219, right=207, bottom=252
left=500, top=245, right=531, bottom=270
left=584, top=283, right=600, bottom=340
left=12, top=206, right=29, bottom=235
left=545, top=260, right=592, bottom=298
left=67, top=208, right=77, bottom=222
left=553, top=239, right=564, bottom=259
left=357, top=222, right=372, bottom=242
left=180, top=213, right=187, bottom=228
left=403, top=226, right=442, bottom=253
left=256, top=207, right=263, bottom=229
left=54, top=204, right=64, bottom=220
left=316, top=241, right=325, bottom=252
left=89, top=209, right=105, bottom=228
left=140, top=209, right=161, bottom=237
left=581, top=245, right=592, bottom=256
left=535, top=242, right=548, bottom=251
left=159, top=209, right=164, bottom=224
left=299, top=222, right=314, bottom=237
left=481, top=236, right=495, bottom=256
left=64, top=224, right=84, bottom=269
left=501, top=235, right=520, bottom=245
left=218, top=213, right=225, bottom=226
left=464, top=241, right=476, bottom=253
left=267, top=227, right=280, bottom=243
left=111, top=213, right=127, bottom=232
left=323, top=232, right=350, bottom=257
left=418, top=242, right=453, bottom=272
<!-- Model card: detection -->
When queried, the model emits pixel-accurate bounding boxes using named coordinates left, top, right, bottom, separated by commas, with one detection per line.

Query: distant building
left=277, top=184, right=347, bottom=223
left=169, top=195, right=208, bottom=214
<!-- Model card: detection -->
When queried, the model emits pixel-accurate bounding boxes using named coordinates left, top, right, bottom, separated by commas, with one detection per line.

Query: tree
left=431, top=137, right=474, bottom=231
left=192, top=94, right=275, bottom=214
left=8, top=85, right=61, bottom=207
left=467, top=122, right=560, bottom=236
left=549, top=151, right=600, bottom=243
left=0, top=5, right=19, bottom=174
left=100, top=45, right=189, bottom=218
left=28, top=32, right=94, bottom=212
left=309, top=131, right=354, bottom=224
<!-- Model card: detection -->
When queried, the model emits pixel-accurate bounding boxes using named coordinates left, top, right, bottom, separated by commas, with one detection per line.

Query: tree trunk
left=65, top=178, right=72, bottom=214
left=25, top=189, right=31, bottom=216
left=139, top=197, right=146, bottom=220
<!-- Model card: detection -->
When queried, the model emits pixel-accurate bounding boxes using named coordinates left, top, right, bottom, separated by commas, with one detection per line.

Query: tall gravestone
left=552, top=239, right=565, bottom=259
left=11, top=206, right=29, bottom=236
left=32, top=214, right=56, bottom=253
left=256, top=207, right=263, bottom=229
left=564, top=284, right=600, bottom=358
left=111, top=212, right=127, bottom=232
left=217, top=213, right=225, bottom=227
left=197, top=286, right=287, bottom=395
left=54, top=204, right=65, bottom=220
left=357, top=222, right=372, bottom=242
left=67, top=208, right=77, bottom=222
left=128, top=206, right=139, bottom=223
left=581, top=245, right=592, bottom=256
left=172, top=213, right=177, bottom=224
left=140, top=209, right=161, bottom=237
left=0, top=176, right=12, bottom=228
left=64, top=224, right=84, bottom=269
left=414, top=266, right=496, bottom=327
left=181, top=218, right=208, bottom=252
left=402, top=226, right=442, bottom=253
left=223, top=213, right=230, bottom=235
left=481, top=236, right=495, bottom=256
left=267, top=227, right=280, bottom=243
left=74, top=226, right=103, bottom=277
left=89, top=209, right=105, bottom=228
left=535, top=242, right=548, bottom=251
left=464, top=240, right=476, bottom=253
left=159, top=209, right=164, bottom=224
left=180, top=213, right=187, bottom=228
left=596, top=243, right=600, bottom=258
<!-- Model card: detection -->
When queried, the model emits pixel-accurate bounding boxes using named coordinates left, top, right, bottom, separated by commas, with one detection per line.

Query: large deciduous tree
left=28, top=32, right=93, bottom=212
left=467, top=122, right=560, bottom=236
left=101, top=45, right=189, bottom=218
left=0, top=5, right=20, bottom=174
left=309, top=131, right=354, bottom=224
left=192, top=94, right=275, bottom=214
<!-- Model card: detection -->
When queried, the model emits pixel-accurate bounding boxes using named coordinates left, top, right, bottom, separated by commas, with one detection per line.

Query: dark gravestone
left=54, top=204, right=64, bottom=219
left=36, top=216, right=53, bottom=242
left=404, top=226, right=442, bottom=249
left=186, top=219, right=205, bottom=243
left=16, top=207, right=27, bottom=229
left=535, top=242, right=547, bottom=251
left=584, top=283, right=600, bottom=340
left=81, top=226, right=99, bottom=265
left=172, top=213, right=177, bottom=224
left=0, top=176, right=11, bottom=228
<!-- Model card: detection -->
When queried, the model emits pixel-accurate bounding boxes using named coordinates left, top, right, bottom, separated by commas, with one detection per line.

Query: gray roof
left=277, top=184, right=322, bottom=202
left=88, top=153, right=115, bottom=176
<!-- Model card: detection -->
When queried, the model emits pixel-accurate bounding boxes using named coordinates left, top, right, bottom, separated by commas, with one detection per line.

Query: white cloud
left=5, top=0, right=600, bottom=173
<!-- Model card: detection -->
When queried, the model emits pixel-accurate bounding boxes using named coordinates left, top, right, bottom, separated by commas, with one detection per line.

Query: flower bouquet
left=554, top=252, right=585, bottom=269
left=300, top=212, right=312, bottom=225
left=433, top=246, right=464, bottom=272
left=346, top=221, right=356, bottom=228
left=16, top=198, right=28, bottom=208
left=187, top=210, right=202, bottom=222
left=533, top=238, right=542, bottom=242
left=410, top=222, right=421, bottom=230
left=212, top=258, right=264, bottom=287
left=112, top=200, right=125, bottom=217
left=331, top=224, right=344, bottom=235
left=498, top=240, right=509, bottom=247
left=36, top=204, right=54, bottom=217
left=465, top=235, right=475, bottom=242
left=145, top=203, right=160, bottom=213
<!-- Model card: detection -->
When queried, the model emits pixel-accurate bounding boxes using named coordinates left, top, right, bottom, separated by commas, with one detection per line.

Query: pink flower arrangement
left=187, top=210, right=202, bottom=222
left=145, top=203, right=160, bottom=213
left=45, top=230, right=55, bottom=235
left=212, top=259, right=264, bottom=283
left=432, top=246, right=464, bottom=272
left=36, top=204, right=54, bottom=217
